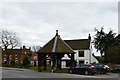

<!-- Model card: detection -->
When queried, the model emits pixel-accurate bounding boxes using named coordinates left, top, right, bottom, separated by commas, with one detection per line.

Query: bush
left=23, top=57, right=30, bottom=68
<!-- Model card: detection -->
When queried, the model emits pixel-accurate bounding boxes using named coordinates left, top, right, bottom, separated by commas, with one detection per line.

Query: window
left=75, top=65, right=80, bottom=68
left=15, top=60, right=18, bottom=63
left=15, top=54, right=18, bottom=59
left=4, top=58, right=6, bottom=60
left=9, top=55, right=12, bottom=59
left=4, top=55, right=6, bottom=57
left=78, top=51, right=84, bottom=57
left=15, top=54, right=17, bottom=57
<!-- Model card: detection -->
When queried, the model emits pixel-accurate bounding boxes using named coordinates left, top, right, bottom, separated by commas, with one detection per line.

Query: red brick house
left=30, top=53, right=38, bottom=66
left=2, top=46, right=32, bottom=66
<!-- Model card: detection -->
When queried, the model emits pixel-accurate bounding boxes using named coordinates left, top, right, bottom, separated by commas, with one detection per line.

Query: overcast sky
left=0, top=1, right=118, bottom=55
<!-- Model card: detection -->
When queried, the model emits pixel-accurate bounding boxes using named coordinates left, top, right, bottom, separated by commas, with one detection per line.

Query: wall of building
left=74, top=50, right=91, bottom=64
left=61, top=49, right=98, bottom=68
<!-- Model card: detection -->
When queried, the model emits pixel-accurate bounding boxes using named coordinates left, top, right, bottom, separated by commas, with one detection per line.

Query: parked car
left=68, top=64, right=95, bottom=75
left=111, top=65, right=120, bottom=73
left=92, top=63, right=109, bottom=74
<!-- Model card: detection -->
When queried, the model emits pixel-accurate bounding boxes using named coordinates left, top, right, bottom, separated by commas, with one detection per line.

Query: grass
left=29, top=66, right=68, bottom=73
left=55, top=68, right=68, bottom=73
left=29, top=66, right=38, bottom=70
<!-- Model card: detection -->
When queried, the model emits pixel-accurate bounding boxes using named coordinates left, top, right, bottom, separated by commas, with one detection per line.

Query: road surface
left=1, top=67, right=120, bottom=80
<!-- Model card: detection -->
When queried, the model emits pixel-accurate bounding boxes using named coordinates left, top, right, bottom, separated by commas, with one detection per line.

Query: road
left=1, top=67, right=120, bottom=80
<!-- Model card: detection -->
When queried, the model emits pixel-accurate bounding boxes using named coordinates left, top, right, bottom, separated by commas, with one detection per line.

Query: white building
left=61, top=35, right=98, bottom=68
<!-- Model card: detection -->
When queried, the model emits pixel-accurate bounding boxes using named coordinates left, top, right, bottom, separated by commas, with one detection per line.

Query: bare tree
left=32, top=46, right=41, bottom=52
left=0, top=30, right=20, bottom=50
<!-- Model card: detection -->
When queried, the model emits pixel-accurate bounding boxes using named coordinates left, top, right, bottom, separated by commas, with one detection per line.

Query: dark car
left=68, top=64, right=95, bottom=75
left=111, top=65, right=120, bottom=73
left=92, top=63, right=109, bottom=74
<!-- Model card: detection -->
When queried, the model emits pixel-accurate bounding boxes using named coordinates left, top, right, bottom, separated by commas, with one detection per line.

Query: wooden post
left=38, top=53, right=42, bottom=72
left=51, top=54, right=55, bottom=73
left=71, top=53, right=75, bottom=66
left=43, top=54, right=46, bottom=70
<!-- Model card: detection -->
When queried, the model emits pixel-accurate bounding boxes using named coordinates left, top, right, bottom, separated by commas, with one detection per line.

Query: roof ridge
left=64, top=39, right=90, bottom=41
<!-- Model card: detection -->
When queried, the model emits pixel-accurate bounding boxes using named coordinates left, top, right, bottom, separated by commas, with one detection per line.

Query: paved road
left=1, top=67, right=120, bottom=80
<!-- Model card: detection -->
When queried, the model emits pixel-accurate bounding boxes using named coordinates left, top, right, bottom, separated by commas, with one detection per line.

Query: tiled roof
left=38, top=32, right=74, bottom=54
left=64, top=39, right=91, bottom=50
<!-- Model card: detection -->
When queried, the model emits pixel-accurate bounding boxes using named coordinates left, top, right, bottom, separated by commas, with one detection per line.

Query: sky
left=0, top=0, right=119, bottom=55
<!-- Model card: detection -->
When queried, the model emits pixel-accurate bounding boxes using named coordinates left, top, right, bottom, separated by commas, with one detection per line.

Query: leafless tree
left=32, top=46, right=41, bottom=52
left=0, top=30, right=21, bottom=50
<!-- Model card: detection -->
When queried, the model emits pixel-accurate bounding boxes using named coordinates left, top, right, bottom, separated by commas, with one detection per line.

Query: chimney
left=20, top=47, right=22, bottom=49
left=29, top=47, right=31, bottom=50
left=88, top=34, right=91, bottom=40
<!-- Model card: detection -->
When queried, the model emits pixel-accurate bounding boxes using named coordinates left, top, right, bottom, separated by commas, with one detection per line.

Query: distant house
left=61, top=34, right=98, bottom=68
left=30, top=53, right=38, bottom=66
left=2, top=46, right=32, bottom=66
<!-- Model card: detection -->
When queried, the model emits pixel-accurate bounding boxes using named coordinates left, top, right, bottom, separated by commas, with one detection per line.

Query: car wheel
left=85, top=71, right=89, bottom=75
left=69, top=70, right=73, bottom=74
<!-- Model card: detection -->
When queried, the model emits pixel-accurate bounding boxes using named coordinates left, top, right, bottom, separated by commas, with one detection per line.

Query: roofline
left=64, top=39, right=90, bottom=41
left=59, top=36, right=74, bottom=52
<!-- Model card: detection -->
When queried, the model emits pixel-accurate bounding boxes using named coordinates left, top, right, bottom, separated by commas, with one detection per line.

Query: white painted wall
left=61, top=41, right=98, bottom=68
left=74, top=50, right=93, bottom=64
left=61, top=49, right=98, bottom=68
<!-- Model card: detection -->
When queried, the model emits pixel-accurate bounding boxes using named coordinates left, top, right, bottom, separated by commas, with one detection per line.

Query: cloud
left=0, top=2, right=118, bottom=49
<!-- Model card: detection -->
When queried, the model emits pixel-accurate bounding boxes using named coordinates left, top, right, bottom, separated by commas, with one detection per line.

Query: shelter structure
left=37, top=30, right=75, bottom=72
